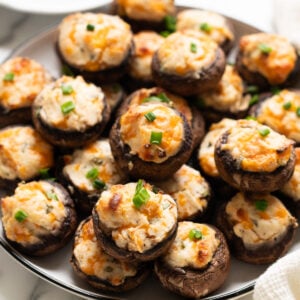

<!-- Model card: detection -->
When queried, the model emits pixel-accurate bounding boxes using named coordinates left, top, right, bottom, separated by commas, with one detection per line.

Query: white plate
left=0, top=0, right=110, bottom=14
left=1, top=2, right=300, bottom=300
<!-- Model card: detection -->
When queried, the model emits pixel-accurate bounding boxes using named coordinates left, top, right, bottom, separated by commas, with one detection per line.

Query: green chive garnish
left=249, top=94, right=259, bottom=106
left=258, top=127, right=271, bottom=137
left=47, top=192, right=58, bottom=201
left=61, top=101, right=75, bottom=115
left=258, top=43, right=272, bottom=54
left=14, top=210, right=28, bottom=222
left=255, top=199, right=268, bottom=211
left=246, top=85, right=259, bottom=94
left=150, top=131, right=163, bottom=144
left=61, top=84, right=74, bottom=95
left=39, top=168, right=50, bottom=179
left=190, top=42, right=197, bottom=53
left=160, top=31, right=170, bottom=37
left=164, top=15, right=176, bottom=33
left=142, top=92, right=170, bottom=104
left=133, top=179, right=150, bottom=209
left=144, top=111, right=156, bottom=122
left=189, top=229, right=203, bottom=240
left=283, top=101, right=292, bottom=110
left=3, top=72, right=14, bottom=81
left=245, top=115, right=257, bottom=121
left=200, top=22, right=212, bottom=33
left=271, top=86, right=281, bottom=95
left=93, top=179, right=106, bottom=190
left=86, top=24, right=95, bottom=31
left=296, top=107, right=300, bottom=117
left=62, top=65, right=74, bottom=77
left=86, top=168, right=99, bottom=180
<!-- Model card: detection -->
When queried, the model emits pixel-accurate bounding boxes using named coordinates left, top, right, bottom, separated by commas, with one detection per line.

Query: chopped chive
left=164, top=15, right=176, bottom=33
left=200, top=22, right=212, bottom=33
left=160, top=31, right=171, bottom=37
left=86, top=167, right=99, bottom=180
left=255, top=199, right=268, bottom=211
left=61, top=65, right=74, bottom=77
left=150, top=131, right=163, bottom=144
left=258, top=43, right=272, bottom=54
left=39, top=168, right=50, bottom=179
left=47, top=192, right=58, bottom=201
left=258, top=127, right=271, bottom=137
left=190, top=42, right=197, bottom=53
left=144, top=111, right=156, bottom=122
left=296, top=107, right=300, bottom=117
left=245, top=115, right=257, bottom=121
left=271, top=86, right=281, bottom=95
left=142, top=92, right=170, bottom=104
left=189, top=229, right=203, bottom=240
left=14, top=210, right=28, bottom=222
left=61, top=84, right=74, bottom=95
left=133, top=180, right=150, bottom=209
left=61, top=101, right=75, bottom=115
left=283, top=101, right=292, bottom=110
left=86, top=24, right=95, bottom=31
left=249, top=94, right=259, bottom=106
left=93, top=178, right=106, bottom=190
left=246, top=85, right=259, bottom=94
left=3, top=72, right=14, bottom=81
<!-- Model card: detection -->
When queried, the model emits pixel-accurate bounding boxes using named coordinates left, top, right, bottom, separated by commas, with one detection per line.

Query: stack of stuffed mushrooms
left=1, top=0, right=300, bottom=298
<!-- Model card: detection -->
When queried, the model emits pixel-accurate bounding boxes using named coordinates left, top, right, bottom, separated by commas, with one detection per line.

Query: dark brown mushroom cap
left=154, top=225, right=230, bottom=298
left=70, top=217, right=151, bottom=292
left=2, top=180, right=77, bottom=256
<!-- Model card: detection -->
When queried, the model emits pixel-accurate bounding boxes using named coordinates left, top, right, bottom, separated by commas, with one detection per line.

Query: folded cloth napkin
left=253, top=249, right=300, bottom=300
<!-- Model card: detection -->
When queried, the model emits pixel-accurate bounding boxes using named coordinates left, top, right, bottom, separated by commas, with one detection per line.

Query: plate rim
left=0, top=3, right=264, bottom=300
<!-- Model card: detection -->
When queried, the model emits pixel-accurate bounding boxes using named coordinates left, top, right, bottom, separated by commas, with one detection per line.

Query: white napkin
left=253, top=249, right=300, bottom=300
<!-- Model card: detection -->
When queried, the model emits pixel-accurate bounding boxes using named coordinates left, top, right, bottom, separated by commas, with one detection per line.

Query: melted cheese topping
left=129, top=31, right=164, bottom=81
left=256, top=90, right=300, bottom=142
left=73, top=218, right=137, bottom=285
left=126, top=87, right=192, bottom=124
left=116, top=0, right=175, bottom=22
left=95, top=182, right=177, bottom=253
left=163, top=221, right=220, bottom=269
left=226, top=192, right=297, bottom=248
left=58, top=13, right=132, bottom=72
left=201, top=65, right=251, bottom=113
left=0, top=57, right=52, bottom=111
left=35, top=76, right=105, bottom=131
left=120, top=102, right=185, bottom=163
left=1, top=181, right=67, bottom=245
left=0, top=126, right=53, bottom=180
left=176, top=9, right=234, bottom=45
left=220, top=119, right=294, bottom=172
left=157, top=30, right=219, bottom=78
left=281, top=148, right=300, bottom=201
left=198, top=118, right=237, bottom=177
left=63, top=139, right=127, bottom=192
left=155, top=164, right=210, bottom=220
left=239, top=33, right=297, bottom=85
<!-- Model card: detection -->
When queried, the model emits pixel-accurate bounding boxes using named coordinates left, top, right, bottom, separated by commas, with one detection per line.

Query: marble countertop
left=0, top=1, right=273, bottom=299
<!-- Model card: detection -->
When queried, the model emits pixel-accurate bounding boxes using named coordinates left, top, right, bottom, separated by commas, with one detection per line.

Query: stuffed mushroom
left=32, top=75, right=110, bottom=148
left=215, top=192, right=298, bottom=264
left=154, top=221, right=230, bottom=298
left=92, top=180, right=178, bottom=263
left=0, top=125, right=54, bottom=192
left=176, top=9, right=235, bottom=54
left=58, top=139, right=128, bottom=215
left=152, top=30, right=226, bottom=96
left=0, top=57, right=53, bottom=128
left=235, top=33, right=300, bottom=89
left=71, top=217, right=150, bottom=292
left=57, top=12, right=134, bottom=84
left=0, top=180, right=77, bottom=256
left=110, top=100, right=193, bottom=180
left=214, top=119, right=296, bottom=193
